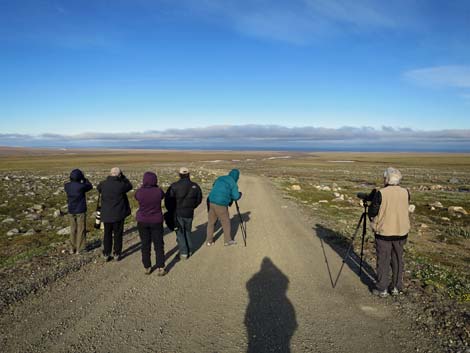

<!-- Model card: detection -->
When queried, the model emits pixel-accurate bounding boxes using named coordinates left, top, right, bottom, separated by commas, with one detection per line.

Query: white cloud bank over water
left=1, top=125, right=469, bottom=152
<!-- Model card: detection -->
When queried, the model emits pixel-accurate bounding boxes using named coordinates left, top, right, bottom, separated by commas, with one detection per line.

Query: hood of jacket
left=70, top=169, right=84, bottom=182
left=228, top=169, right=240, bottom=182
left=142, top=171, right=157, bottom=187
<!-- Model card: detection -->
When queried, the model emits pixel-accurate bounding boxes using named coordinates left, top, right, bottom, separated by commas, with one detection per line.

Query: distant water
left=109, top=144, right=470, bottom=153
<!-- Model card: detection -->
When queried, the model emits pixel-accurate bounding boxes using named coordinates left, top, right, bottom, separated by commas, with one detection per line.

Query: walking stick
left=235, top=201, right=247, bottom=247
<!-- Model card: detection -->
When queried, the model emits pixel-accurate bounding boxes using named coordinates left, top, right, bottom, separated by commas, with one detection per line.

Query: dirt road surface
left=0, top=175, right=434, bottom=353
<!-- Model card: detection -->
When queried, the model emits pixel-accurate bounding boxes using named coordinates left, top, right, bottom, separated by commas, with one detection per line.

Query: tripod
left=235, top=201, right=247, bottom=247
left=333, top=200, right=368, bottom=288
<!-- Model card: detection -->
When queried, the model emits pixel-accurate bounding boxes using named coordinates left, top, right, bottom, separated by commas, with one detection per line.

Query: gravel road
left=0, top=175, right=435, bottom=353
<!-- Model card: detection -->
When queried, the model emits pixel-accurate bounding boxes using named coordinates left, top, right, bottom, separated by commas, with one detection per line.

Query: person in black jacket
left=165, top=167, right=202, bottom=259
left=97, top=167, right=133, bottom=261
left=64, top=169, right=93, bottom=254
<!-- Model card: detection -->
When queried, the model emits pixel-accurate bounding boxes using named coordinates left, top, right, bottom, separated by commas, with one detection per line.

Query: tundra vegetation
left=0, top=148, right=468, bottom=349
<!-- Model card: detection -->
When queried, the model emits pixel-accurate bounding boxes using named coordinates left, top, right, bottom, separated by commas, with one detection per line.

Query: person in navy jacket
left=64, top=169, right=93, bottom=254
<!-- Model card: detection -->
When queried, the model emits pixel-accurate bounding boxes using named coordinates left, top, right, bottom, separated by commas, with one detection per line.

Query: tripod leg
left=241, top=221, right=246, bottom=246
left=240, top=215, right=247, bottom=238
left=235, top=201, right=247, bottom=246
left=239, top=212, right=246, bottom=247
left=359, top=217, right=367, bottom=276
left=333, top=212, right=365, bottom=288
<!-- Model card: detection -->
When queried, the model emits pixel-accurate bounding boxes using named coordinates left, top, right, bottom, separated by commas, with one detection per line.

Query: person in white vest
left=368, top=167, right=410, bottom=298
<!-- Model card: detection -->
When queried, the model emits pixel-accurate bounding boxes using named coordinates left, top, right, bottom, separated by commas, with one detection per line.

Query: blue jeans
left=176, top=216, right=193, bottom=256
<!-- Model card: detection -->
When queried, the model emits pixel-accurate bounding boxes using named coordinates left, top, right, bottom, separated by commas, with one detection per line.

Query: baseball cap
left=179, top=167, right=189, bottom=175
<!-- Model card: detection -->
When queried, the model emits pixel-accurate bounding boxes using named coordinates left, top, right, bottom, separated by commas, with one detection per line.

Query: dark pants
left=103, top=220, right=124, bottom=256
left=137, top=222, right=165, bottom=269
left=176, top=216, right=193, bottom=256
left=375, top=236, right=407, bottom=291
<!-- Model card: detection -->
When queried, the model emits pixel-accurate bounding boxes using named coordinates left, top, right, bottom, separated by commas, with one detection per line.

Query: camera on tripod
left=356, top=189, right=377, bottom=204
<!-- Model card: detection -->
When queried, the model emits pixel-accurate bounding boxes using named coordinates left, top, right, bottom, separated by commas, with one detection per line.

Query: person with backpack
left=165, top=167, right=202, bottom=260
left=135, top=171, right=166, bottom=275
left=97, top=167, right=133, bottom=262
left=206, top=169, right=242, bottom=247
left=64, top=169, right=93, bottom=254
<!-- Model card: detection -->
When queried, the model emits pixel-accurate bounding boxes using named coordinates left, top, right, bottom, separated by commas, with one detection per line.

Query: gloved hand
left=238, top=191, right=243, bottom=199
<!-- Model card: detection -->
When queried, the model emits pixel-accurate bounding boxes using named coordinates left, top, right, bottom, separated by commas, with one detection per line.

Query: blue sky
left=0, top=0, right=469, bottom=149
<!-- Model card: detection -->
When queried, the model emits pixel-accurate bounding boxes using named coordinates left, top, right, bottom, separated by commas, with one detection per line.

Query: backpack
left=163, top=210, right=178, bottom=231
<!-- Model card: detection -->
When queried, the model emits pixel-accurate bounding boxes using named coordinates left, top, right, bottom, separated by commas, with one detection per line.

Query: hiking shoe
left=156, top=268, right=167, bottom=276
left=224, top=240, right=237, bottom=246
left=391, top=287, right=403, bottom=296
left=103, top=254, right=113, bottom=262
left=144, top=267, right=151, bottom=275
left=69, top=249, right=76, bottom=255
left=114, top=254, right=122, bottom=261
left=372, top=289, right=389, bottom=298
left=180, top=254, right=189, bottom=260
left=206, top=241, right=214, bottom=247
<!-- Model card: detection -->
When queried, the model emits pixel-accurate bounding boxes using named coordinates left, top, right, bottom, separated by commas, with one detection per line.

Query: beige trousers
left=206, top=203, right=231, bottom=243
left=69, top=213, right=86, bottom=253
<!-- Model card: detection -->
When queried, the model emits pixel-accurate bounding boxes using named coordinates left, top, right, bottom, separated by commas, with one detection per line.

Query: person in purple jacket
left=135, top=171, right=166, bottom=276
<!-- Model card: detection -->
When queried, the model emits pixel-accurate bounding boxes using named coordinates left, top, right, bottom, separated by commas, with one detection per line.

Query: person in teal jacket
left=206, top=169, right=242, bottom=246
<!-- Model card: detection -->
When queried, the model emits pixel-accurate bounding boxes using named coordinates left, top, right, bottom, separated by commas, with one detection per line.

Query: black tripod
left=333, top=200, right=368, bottom=288
left=235, top=201, right=247, bottom=247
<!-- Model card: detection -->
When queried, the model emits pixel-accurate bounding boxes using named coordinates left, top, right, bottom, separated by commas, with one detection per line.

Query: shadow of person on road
left=245, top=257, right=297, bottom=353
left=163, top=247, right=180, bottom=273
left=313, top=224, right=376, bottom=289
left=148, top=244, right=180, bottom=273
left=120, top=241, right=141, bottom=260
left=123, top=225, right=138, bottom=236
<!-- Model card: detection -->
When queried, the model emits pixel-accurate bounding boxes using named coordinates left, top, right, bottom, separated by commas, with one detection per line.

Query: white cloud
left=2, top=125, right=469, bottom=145
left=304, top=0, right=397, bottom=28
left=404, top=65, right=470, bottom=89
left=177, top=0, right=416, bottom=43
